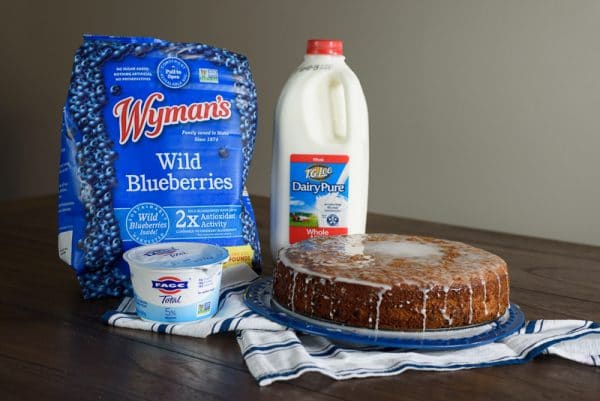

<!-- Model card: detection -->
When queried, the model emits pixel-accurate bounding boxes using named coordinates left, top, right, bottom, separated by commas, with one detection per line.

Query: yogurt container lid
left=123, top=242, right=229, bottom=269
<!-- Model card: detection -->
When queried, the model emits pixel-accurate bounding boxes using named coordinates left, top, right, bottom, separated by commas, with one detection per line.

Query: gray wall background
left=2, top=0, right=600, bottom=246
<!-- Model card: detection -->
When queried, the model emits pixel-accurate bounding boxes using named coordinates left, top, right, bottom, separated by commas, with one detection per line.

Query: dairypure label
left=123, top=242, right=228, bottom=323
left=289, top=154, right=349, bottom=243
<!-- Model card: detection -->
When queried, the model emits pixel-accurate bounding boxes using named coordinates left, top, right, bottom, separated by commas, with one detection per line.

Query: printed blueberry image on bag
left=58, top=35, right=261, bottom=299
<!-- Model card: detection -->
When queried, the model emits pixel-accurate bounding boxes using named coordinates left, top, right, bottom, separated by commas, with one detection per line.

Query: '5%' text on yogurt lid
left=123, top=242, right=229, bottom=269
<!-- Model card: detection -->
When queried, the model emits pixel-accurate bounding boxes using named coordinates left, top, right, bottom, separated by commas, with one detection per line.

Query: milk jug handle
left=331, top=70, right=361, bottom=141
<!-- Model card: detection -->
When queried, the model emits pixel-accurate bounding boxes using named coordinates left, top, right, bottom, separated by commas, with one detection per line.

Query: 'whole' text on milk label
left=289, top=154, right=349, bottom=243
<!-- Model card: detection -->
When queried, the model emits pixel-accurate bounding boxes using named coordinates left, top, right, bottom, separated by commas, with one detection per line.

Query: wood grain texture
left=1, top=195, right=599, bottom=400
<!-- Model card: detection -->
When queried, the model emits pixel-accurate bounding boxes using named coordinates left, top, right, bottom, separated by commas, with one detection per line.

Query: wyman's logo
left=113, top=92, right=232, bottom=145
left=305, top=164, right=333, bottom=181
left=152, top=276, right=189, bottom=295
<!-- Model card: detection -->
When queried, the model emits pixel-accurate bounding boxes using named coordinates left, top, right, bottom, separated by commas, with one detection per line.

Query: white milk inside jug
left=270, top=39, right=369, bottom=257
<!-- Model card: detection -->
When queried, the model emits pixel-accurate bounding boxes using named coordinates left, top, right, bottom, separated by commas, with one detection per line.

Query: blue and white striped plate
left=244, top=278, right=525, bottom=350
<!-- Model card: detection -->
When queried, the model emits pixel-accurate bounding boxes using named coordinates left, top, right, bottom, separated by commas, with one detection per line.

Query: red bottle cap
left=306, top=39, right=343, bottom=55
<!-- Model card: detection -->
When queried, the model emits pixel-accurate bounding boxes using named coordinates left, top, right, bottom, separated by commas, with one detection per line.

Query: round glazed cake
left=272, top=234, right=510, bottom=331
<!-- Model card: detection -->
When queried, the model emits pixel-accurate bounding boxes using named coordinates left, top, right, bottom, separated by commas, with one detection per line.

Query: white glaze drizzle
left=303, top=276, right=310, bottom=307
left=420, top=287, right=430, bottom=331
left=333, top=276, right=392, bottom=290
left=480, top=273, right=488, bottom=316
left=493, top=270, right=502, bottom=317
left=364, top=241, right=442, bottom=260
left=308, top=277, right=315, bottom=316
left=279, top=244, right=371, bottom=283
left=374, top=288, right=387, bottom=330
left=504, top=270, right=510, bottom=307
left=290, top=270, right=298, bottom=311
left=468, top=284, right=474, bottom=324
left=440, top=285, right=453, bottom=326
left=329, top=282, right=336, bottom=320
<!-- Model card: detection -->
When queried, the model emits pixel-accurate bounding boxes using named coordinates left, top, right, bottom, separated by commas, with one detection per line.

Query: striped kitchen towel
left=102, top=264, right=286, bottom=336
left=238, top=320, right=600, bottom=386
left=103, top=266, right=600, bottom=386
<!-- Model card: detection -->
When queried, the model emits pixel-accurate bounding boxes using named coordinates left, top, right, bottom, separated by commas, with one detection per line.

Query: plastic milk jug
left=270, top=39, right=369, bottom=257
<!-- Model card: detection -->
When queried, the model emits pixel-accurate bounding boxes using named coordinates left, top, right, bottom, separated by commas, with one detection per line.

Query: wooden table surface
left=2, top=195, right=599, bottom=400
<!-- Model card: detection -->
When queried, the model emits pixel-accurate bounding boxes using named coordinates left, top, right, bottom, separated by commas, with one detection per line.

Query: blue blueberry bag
left=58, top=35, right=261, bottom=299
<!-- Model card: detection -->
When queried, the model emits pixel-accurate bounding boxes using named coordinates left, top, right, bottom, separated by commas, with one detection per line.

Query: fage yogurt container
left=123, top=242, right=229, bottom=323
